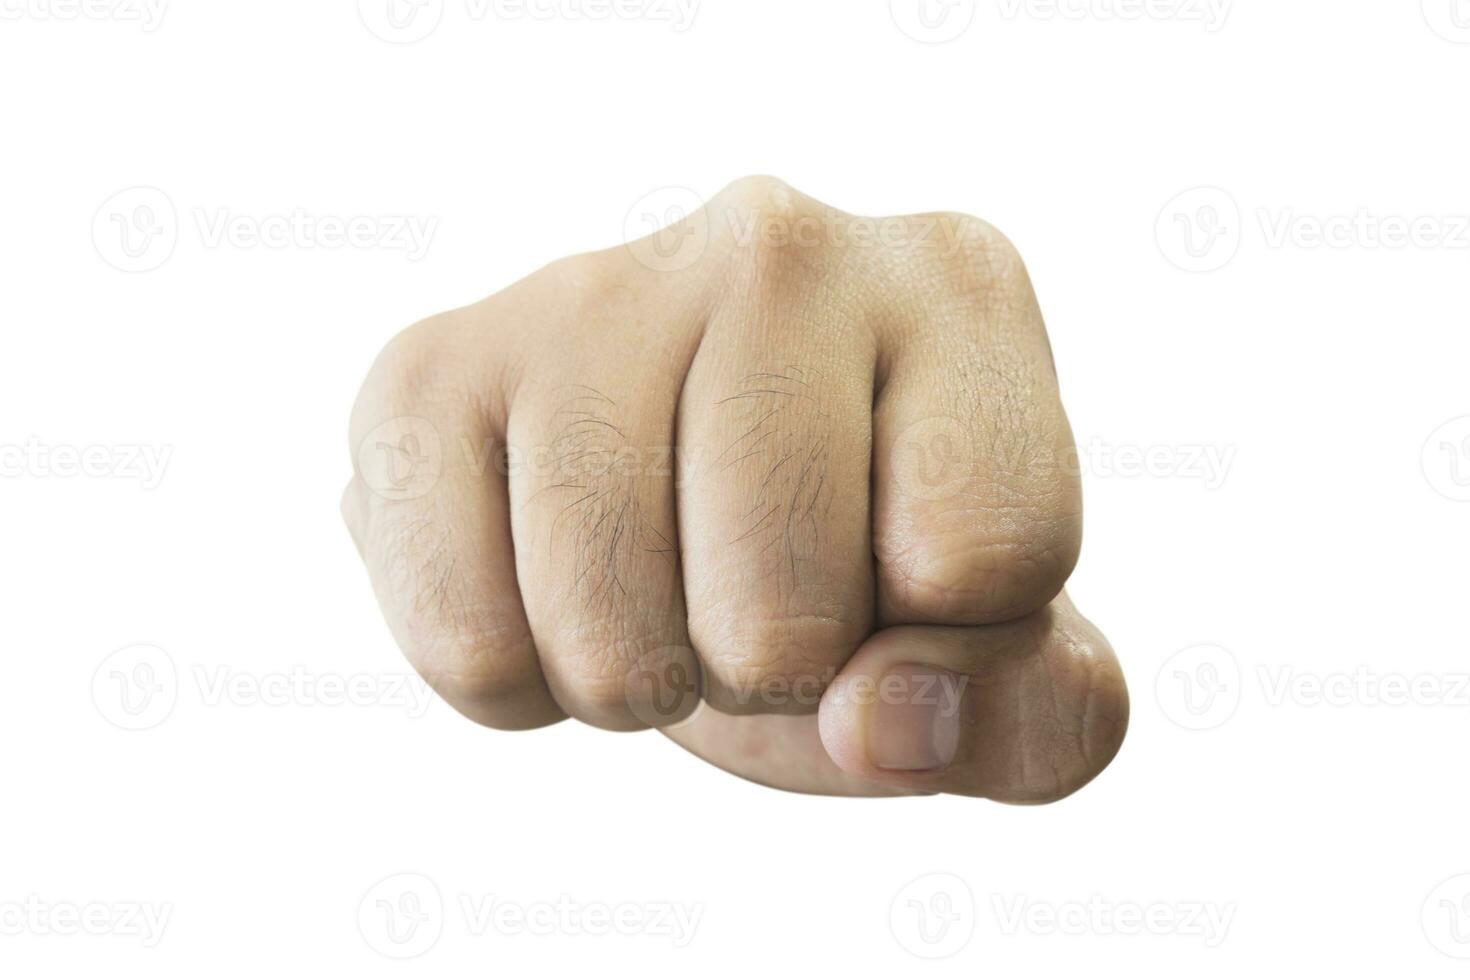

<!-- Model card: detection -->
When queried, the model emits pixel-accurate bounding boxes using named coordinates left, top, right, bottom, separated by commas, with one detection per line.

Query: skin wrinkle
left=536, top=388, right=676, bottom=616
left=1006, top=618, right=1117, bottom=802
left=715, top=367, right=833, bottom=599
left=377, top=514, right=469, bottom=632
left=884, top=538, right=1069, bottom=622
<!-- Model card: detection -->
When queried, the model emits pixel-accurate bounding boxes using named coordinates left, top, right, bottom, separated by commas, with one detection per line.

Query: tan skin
left=342, top=177, right=1128, bottom=802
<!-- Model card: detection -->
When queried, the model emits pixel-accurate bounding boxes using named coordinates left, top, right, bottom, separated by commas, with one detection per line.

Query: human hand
left=342, top=177, right=1128, bottom=802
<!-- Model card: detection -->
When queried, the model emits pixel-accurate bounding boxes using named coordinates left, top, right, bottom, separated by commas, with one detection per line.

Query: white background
left=3, top=0, right=1468, bottom=975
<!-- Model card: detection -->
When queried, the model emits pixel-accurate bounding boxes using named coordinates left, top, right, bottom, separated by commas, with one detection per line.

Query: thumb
left=817, top=594, right=1128, bottom=803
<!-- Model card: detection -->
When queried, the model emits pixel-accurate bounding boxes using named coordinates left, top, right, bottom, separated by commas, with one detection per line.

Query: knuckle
left=713, top=175, right=803, bottom=217
left=351, top=311, right=470, bottom=432
left=544, top=628, right=688, bottom=726
left=942, top=212, right=1025, bottom=268
left=879, top=509, right=1081, bottom=623
left=371, top=517, right=534, bottom=691
left=408, top=623, right=537, bottom=712
left=377, top=314, right=451, bottom=385
left=896, top=212, right=1032, bottom=298
left=538, top=248, right=632, bottom=308
left=709, top=176, right=840, bottom=281
left=692, top=613, right=860, bottom=711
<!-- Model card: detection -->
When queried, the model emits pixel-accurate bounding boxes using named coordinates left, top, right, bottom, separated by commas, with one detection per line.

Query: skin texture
left=341, top=177, right=1129, bottom=802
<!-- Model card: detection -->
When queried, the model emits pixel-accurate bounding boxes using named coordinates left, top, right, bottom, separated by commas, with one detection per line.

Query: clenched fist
left=342, top=178, right=1128, bottom=802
